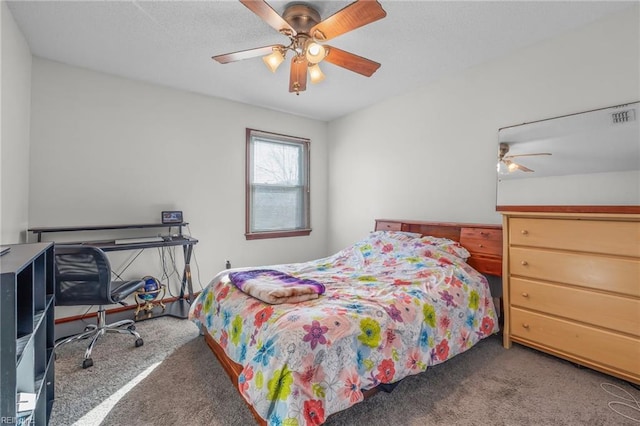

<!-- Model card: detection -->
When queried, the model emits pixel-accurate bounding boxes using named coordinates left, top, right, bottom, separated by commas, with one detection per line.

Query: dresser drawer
left=460, top=228, right=502, bottom=256
left=511, top=278, right=640, bottom=336
left=510, top=308, right=640, bottom=376
left=509, top=247, right=640, bottom=297
left=509, top=218, right=640, bottom=257
left=375, top=221, right=402, bottom=231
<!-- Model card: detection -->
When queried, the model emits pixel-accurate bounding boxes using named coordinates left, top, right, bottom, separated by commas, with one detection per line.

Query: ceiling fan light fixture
left=305, top=42, right=326, bottom=64
left=263, top=50, right=285, bottom=73
left=309, top=64, right=325, bottom=84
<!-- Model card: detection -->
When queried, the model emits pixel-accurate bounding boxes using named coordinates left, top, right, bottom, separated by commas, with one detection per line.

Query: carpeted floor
left=52, top=317, right=640, bottom=426
left=50, top=316, right=200, bottom=425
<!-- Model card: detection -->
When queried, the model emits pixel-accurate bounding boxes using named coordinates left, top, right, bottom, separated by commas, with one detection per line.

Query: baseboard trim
left=54, top=294, right=201, bottom=324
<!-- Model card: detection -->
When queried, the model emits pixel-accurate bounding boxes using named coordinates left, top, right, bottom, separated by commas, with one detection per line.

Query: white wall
left=29, top=58, right=328, bottom=314
left=18, top=5, right=640, bottom=316
left=327, top=7, right=640, bottom=252
left=1, top=1, right=32, bottom=244
left=497, top=171, right=640, bottom=206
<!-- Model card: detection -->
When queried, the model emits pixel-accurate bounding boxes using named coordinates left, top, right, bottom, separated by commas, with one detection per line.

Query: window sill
left=245, top=229, right=312, bottom=240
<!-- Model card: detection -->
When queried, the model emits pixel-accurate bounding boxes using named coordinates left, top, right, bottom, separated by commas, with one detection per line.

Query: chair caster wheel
left=135, top=338, right=144, bottom=347
left=82, top=358, right=94, bottom=369
left=128, top=324, right=136, bottom=331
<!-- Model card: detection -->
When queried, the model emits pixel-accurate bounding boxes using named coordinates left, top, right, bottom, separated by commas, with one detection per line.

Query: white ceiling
left=7, top=0, right=635, bottom=122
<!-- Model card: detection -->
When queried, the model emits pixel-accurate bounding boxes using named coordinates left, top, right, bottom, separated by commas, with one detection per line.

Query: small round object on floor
left=82, top=358, right=93, bottom=369
left=135, top=338, right=144, bottom=347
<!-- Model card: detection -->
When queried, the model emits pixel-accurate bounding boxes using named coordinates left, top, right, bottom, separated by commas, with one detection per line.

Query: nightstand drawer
left=375, top=221, right=402, bottom=231
left=511, top=278, right=640, bottom=336
left=460, top=228, right=502, bottom=256
left=509, top=218, right=640, bottom=257
left=467, top=255, right=502, bottom=276
left=509, top=247, right=640, bottom=297
left=510, top=308, right=640, bottom=376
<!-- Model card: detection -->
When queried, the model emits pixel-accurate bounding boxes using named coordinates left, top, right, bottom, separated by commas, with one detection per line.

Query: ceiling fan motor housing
left=282, top=4, right=321, bottom=34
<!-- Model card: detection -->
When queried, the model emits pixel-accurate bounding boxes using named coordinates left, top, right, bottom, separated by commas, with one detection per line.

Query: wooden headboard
left=375, top=219, right=502, bottom=277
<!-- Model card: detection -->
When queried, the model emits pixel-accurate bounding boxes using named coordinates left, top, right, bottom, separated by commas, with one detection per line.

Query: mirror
left=496, top=102, right=639, bottom=207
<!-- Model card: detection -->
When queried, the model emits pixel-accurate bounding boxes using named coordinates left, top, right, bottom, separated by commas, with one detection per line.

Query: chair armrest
left=111, top=279, right=146, bottom=303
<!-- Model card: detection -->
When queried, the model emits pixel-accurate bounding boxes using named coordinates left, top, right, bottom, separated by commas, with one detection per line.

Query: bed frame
left=202, top=219, right=503, bottom=425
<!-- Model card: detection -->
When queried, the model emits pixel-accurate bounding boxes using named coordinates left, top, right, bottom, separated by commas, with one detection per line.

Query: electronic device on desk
left=162, top=210, right=183, bottom=224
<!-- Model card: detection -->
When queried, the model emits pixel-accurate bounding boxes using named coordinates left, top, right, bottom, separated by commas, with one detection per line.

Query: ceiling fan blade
left=505, top=152, right=552, bottom=159
left=213, top=45, right=284, bottom=64
left=240, top=0, right=296, bottom=36
left=324, top=46, right=381, bottom=77
left=503, top=159, right=534, bottom=173
left=514, top=163, right=534, bottom=172
left=289, top=57, right=307, bottom=94
left=310, top=0, right=386, bottom=41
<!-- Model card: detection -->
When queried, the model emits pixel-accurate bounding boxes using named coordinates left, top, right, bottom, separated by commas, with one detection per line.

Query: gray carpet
left=52, top=317, right=640, bottom=425
left=50, top=316, right=200, bottom=425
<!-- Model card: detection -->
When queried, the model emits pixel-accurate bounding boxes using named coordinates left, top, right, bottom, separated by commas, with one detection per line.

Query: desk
left=28, top=222, right=198, bottom=319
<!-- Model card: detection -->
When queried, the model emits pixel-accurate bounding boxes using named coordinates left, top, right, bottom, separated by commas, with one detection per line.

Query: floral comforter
left=189, top=231, right=499, bottom=425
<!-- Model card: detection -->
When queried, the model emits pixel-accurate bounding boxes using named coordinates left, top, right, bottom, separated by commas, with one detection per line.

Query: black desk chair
left=54, top=245, right=145, bottom=368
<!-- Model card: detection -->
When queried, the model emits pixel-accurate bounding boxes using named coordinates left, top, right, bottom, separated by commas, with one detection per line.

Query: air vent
left=611, top=109, right=636, bottom=124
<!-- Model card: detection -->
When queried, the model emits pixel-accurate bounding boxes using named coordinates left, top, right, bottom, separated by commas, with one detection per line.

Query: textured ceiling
left=7, top=1, right=634, bottom=121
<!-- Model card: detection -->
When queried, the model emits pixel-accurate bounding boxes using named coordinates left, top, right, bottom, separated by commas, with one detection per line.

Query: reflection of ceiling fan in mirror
left=212, top=0, right=387, bottom=95
left=498, top=142, right=551, bottom=173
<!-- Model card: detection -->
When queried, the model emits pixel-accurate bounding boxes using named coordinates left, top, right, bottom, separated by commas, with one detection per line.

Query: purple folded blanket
left=228, top=269, right=325, bottom=304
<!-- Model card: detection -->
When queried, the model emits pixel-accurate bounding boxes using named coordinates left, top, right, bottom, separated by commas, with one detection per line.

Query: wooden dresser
left=500, top=210, right=640, bottom=384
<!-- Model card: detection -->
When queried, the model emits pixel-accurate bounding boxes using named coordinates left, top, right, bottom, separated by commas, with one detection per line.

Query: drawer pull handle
left=522, top=323, right=530, bottom=329
left=479, top=244, right=484, bottom=248
left=521, top=292, right=529, bottom=298
left=521, top=260, right=528, bottom=266
left=480, top=231, right=488, bottom=236
left=521, top=230, right=529, bottom=235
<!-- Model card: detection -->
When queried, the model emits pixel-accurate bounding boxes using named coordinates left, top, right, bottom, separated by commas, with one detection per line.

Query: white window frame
left=245, top=128, right=311, bottom=240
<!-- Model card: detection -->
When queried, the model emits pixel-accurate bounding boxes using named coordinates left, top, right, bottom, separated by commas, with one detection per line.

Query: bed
left=189, top=220, right=502, bottom=425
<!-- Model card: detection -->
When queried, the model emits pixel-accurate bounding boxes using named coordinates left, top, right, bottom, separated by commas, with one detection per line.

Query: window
left=246, top=129, right=311, bottom=240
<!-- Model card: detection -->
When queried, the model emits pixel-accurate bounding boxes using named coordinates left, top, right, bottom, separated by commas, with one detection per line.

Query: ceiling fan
left=498, top=142, right=551, bottom=173
left=212, top=0, right=387, bottom=95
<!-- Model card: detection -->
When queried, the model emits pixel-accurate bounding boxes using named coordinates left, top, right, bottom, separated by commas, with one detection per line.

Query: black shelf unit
left=1, top=243, right=55, bottom=425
